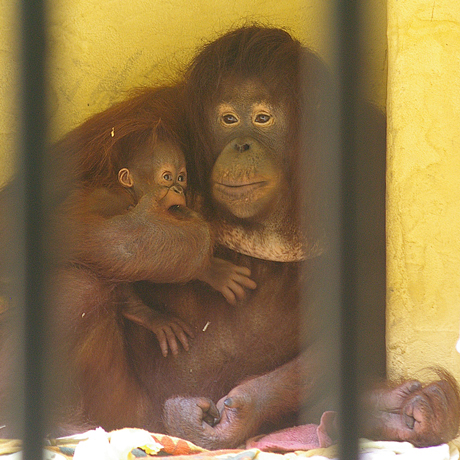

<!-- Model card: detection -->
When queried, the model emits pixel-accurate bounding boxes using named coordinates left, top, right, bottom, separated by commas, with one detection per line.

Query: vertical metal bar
left=335, top=1, right=360, bottom=459
left=18, top=0, right=48, bottom=457
left=302, top=2, right=369, bottom=458
left=302, top=3, right=365, bottom=458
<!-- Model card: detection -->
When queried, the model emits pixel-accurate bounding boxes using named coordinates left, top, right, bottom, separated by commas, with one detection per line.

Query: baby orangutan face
left=118, top=141, right=188, bottom=209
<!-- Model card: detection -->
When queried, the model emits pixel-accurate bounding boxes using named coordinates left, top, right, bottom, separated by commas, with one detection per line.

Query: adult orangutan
left=157, top=26, right=460, bottom=448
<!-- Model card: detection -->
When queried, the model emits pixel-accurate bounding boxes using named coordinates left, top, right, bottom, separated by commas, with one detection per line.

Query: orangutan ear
left=118, top=168, right=134, bottom=188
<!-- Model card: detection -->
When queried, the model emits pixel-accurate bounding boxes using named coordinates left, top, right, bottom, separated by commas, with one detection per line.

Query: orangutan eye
left=178, top=173, right=187, bottom=183
left=222, top=114, right=239, bottom=125
left=254, top=113, right=271, bottom=124
left=163, top=173, right=173, bottom=181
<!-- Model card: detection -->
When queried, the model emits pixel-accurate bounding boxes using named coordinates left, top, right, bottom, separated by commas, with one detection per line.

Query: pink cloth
left=246, top=411, right=338, bottom=453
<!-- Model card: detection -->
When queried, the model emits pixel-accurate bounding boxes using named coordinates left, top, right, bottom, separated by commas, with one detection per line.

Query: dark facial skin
left=209, top=79, right=289, bottom=221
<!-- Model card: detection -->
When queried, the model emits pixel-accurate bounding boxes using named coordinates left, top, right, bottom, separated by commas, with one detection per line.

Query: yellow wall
left=0, top=0, right=19, bottom=187
left=387, top=0, right=460, bottom=382
left=0, top=0, right=386, bottom=187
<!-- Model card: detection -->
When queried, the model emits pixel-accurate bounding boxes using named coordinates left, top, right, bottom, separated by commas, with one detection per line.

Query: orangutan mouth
left=214, top=181, right=267, bottom=199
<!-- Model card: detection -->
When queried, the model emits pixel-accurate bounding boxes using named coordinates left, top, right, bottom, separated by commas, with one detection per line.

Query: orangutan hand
left=364, top=371, right=460, bottom=447
left=163, top=385, right=263, bottom=450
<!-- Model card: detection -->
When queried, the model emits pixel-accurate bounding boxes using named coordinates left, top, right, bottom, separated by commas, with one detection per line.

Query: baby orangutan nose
left=171, top=184, right=184, bottom=194
left=162, top=184, right=186, bottom=209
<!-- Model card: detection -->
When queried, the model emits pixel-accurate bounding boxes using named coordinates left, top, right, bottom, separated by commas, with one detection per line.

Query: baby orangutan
left=106, top=139, right=256, bottom=356
left=74, top=136, right=256, bottom=357
left=52, top=86, right=256, bottom=362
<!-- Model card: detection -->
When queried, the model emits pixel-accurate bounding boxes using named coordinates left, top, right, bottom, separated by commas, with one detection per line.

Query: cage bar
left=17, top=0, right=49, bottom=457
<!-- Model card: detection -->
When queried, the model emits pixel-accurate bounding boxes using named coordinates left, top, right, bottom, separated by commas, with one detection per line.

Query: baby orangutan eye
left=163, top=173, right=173, bottom=181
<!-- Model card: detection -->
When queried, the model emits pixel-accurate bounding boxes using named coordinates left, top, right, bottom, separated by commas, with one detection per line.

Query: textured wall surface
left=387, top=0, right=460, bottom=382
left=0, top=0, right=386, bottom=186
left=0, top=0, right=19, bottom=187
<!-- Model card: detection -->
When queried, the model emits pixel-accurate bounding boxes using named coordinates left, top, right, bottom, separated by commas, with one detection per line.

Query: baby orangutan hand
left=198, top=257, right=257, bottom=305
left=121, top=297, right=194, bottom=357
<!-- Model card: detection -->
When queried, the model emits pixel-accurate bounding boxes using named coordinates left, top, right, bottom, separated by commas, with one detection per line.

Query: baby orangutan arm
left=197, top=257, right=257, bottom=305
left=119, top=283, right=194, bottom=357
left=63, top=190, right=213, bottom=284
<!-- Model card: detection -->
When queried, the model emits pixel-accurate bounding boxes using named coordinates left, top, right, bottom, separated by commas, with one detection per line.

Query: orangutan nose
left=171, top=184, right=184, bottom=195
left=234, top=142, right=250, bottom=153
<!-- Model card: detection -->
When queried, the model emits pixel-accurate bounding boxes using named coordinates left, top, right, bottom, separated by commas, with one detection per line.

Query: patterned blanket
left=0, top=427, right=458, bottom=460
